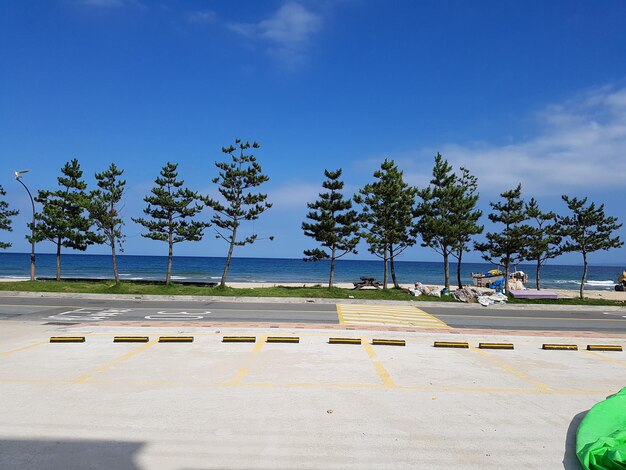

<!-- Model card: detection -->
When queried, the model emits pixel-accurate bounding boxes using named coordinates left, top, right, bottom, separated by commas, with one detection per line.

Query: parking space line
left=1, top=340, right=49, bottom=357
left=584, top=350, right=626, bottom=367
left=73, top=339, right=159, bottom=383
left=227, top=335, right=266, bottom=385
left=362, top=339, right=396, bottom=387
left=469, top=346, right=551, bottom=391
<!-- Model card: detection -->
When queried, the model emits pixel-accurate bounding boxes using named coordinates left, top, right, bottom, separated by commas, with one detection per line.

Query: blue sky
left=1, top=0, right=626, bottom=265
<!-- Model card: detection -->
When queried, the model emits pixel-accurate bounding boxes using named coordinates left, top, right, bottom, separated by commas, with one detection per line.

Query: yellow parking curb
left=50, top=337, right=85, bottom=343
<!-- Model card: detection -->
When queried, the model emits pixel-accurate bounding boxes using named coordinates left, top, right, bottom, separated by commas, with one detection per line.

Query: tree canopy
left=0, top=184, right=18, bottom=249
left=417, top=154, right=482, bottom=289
left=89, top=163, right=126, bottom=283
left=355, top=159, right=418, bottom=289
left=475, top=184, right=527, bottom=293
left=558, top=195, right=623, bottom=299
left=302, top=168, right=360, bottom=288
left=33, top=159, right=102, bottom=280
left=521, top=198, right=561, bottom=290
left=132, top=162, right=208, bottom=284
left=204, top=139, right=273, bottom=287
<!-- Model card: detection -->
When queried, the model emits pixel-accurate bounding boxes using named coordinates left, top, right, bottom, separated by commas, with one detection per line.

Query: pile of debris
left=452, top=286, right=509, bottom=306
left=409, top=282, right=443, bottom=298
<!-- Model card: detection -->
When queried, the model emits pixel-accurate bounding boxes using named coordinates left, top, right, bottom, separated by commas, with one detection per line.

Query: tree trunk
left=220, top=222, right=238, bottom=287
left=390, top=244, right=400, bottom=289
left=55, top=240, right=61, bottom=281
left=536, top=259, right=541, bottom=290
left=503, top=256, right=510, bottom=295
left=111, top=237, right=119, bottom=284
left=443, top=250, right=450, bottom=290
left=456, top=248, right=463, bottom=289
left=166, top=236, right=173, bottom=285
left=382, top=248, right=389, bottom=290
left=580, top=252, right=588, bottom=299
left=328, top=246, right=336, bottom=289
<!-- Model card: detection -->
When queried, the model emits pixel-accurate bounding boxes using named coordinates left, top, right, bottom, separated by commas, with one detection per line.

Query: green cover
left=577, top=388, right=626, bottom=469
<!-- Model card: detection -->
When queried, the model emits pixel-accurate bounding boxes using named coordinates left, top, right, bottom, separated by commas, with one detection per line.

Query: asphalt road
left=1, top=295, right=625, bottom=332
left=424, top=305, right=626, bottom=333
left=0, top=297, right=338, bottom=324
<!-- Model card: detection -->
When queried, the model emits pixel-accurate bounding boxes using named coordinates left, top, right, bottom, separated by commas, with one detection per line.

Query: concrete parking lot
left=1, top=321, right=625, bottom=469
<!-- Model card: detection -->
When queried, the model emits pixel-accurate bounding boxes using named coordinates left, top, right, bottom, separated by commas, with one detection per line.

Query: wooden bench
left=352, top=276, right=382, bottom=290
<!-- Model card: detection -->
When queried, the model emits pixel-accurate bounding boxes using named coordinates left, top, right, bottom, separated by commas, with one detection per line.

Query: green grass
left=0, top=280, right=623, bottom=306
left=0, top=280, right=454, bottom=301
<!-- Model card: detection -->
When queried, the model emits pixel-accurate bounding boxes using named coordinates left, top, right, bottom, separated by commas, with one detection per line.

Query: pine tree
left=355, top=159, right=418, bottom=289
left=302, top=169, right=360, bottom=288
left=417, top=154, right=483, bottom=290
left=520, top=198, right=561, bottom=290
left=0, top=184, right=19, bottom=249
left=474, top=184, right=527, bottom=294
left=558, top=196, right=623, bottom=299
left=132, top=162, right=208, bottom=284
left=89, top=163, right=126, bottom=283
left=204, top=139, right=273, bottom=287
left=33, top=159, right=102, bottom=280
left=449, top=168, right=483, bottom=289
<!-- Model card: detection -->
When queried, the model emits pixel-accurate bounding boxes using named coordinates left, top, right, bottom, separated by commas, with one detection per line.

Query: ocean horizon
left=0, top=252, right=622, bottom=291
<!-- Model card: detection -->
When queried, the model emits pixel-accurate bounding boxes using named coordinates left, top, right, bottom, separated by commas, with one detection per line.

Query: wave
left=553, top=279, right=615, bottom=286
left=586, top=280, right=615, bottom=286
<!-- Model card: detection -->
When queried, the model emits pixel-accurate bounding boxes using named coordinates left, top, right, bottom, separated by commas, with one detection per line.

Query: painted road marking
left=469, top=345, right=551, bottom=391
left=227, top=335, right=266, bottom=385
left=73, top=339, right=159, bottom=383
left=48, top=308, right=132, bottom=321
left=1, top=340, right=49, bottom=357
left=337, top=304, right=450, bottom=328
left=144, top=310, right=210, bottom=320
left=362, top=339, right=396, bottom=387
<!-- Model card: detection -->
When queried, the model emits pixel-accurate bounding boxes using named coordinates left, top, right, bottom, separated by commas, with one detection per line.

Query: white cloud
left=393, top=85, right=626, bottom=196
left=268, top=182, right=323, bottom=210
left=187, top=9, right=216, bottom=25
left=228, top=2, right=323, bottom=68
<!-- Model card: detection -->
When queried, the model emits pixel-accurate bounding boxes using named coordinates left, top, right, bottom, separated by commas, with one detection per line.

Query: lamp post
left=15, top=170, right=36, bottom=281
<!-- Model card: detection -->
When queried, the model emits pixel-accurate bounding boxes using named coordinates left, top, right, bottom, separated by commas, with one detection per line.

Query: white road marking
left=47, top=308, right=132, bottom=321
left=144, top=310, right=210, bottom=320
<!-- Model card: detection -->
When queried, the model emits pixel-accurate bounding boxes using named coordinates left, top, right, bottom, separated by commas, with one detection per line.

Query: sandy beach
left=1, top=278, right=623, bottom=301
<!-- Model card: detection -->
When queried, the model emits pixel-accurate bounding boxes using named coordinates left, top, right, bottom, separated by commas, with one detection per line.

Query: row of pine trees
left=0, top=143, right=623, bottom=298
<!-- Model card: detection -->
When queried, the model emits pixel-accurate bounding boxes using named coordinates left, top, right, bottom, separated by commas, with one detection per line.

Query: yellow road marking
left=1, top=340, right=49, bottom=357
left=362, top=339, right=396, bottom=387
left=470, top=346, right=550, bottom=391
left=584, top=350, right=626, bottom=367
left=0, top=377, right=618, bottom=395
left=338, top=304, right=450, bottom=329
left=227, top=335, right=266, bottom=385
left=336, top=304, right=345, bottom=324
left=73, top=339, right=159, bottom=383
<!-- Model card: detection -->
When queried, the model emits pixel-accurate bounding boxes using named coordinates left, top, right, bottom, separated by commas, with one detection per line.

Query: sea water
left=0, top=253, right=621, bottom=290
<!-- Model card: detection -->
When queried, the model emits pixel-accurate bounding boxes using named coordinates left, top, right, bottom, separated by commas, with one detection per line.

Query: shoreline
left=0, top=278, right=624, bottom=301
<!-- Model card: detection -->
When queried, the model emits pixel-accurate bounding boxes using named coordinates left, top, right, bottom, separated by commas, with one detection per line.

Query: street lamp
left=15, top=170, right=36, bottom=281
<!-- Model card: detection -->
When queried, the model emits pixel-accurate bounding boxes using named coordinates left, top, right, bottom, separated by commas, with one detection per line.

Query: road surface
left=1, top=295, right=625, bottom=332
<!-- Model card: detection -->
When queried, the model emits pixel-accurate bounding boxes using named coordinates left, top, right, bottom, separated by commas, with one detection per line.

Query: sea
left=0, top=253, right=622, bottom=290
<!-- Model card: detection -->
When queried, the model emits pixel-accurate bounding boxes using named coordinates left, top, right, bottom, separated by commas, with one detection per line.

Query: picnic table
left=353, top=276, right=382, bottom=290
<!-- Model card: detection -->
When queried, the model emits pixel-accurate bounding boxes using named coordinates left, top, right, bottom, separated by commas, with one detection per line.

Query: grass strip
left=0, top=280, right=624, bottom=306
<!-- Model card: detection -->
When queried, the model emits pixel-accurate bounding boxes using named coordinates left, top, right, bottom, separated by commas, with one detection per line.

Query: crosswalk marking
left=336, top=304, right=450, bottom=329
